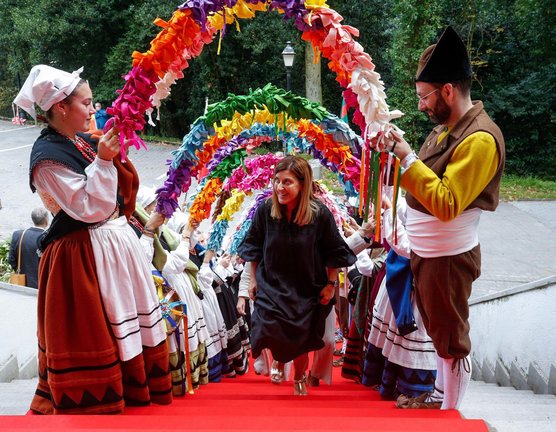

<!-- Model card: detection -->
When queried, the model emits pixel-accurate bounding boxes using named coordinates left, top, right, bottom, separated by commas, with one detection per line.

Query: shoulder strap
left=16, top=229, right=28, bottom=273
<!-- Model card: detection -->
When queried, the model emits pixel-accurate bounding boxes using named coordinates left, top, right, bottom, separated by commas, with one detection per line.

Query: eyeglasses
left=417, top=87, right=440, bottom=103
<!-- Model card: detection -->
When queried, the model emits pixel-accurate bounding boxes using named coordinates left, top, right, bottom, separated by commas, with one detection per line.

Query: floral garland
left=112, top=0, right=403, bottom=234
left=158, top=85, right=362, bottom=217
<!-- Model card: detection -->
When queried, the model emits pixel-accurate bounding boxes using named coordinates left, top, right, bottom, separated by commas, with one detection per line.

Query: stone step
left=0, top=378, right=37, bottom=415
left=468, top=384, right=556, bottom=401
left=461, top=380, right=556, bottom=431
left=484, top=421, right=556, bottom=432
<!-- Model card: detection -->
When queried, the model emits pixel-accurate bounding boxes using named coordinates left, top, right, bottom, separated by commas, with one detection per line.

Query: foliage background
left=0, top=0, right=554, bottom=178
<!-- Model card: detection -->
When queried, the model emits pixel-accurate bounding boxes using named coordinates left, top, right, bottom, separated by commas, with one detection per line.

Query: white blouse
left=32, top=157, right=118, bottom=223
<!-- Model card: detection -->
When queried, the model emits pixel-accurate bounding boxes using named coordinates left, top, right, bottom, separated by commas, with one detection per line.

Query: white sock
left=441, top=355, right=471, bottom=410
left=428, top=355, right=444, bottom=403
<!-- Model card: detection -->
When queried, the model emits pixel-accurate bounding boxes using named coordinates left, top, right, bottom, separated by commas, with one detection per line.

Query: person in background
left=94, top=102, right=110, bottom=130
left=386, top=26, right=505, bottom=410
left=8, top=207, right=49, bottom=289
left=361, top=193, right=437, bottom=402
left=14, top=64, right=171, bottom=414
left=239, top=156, right=356, bottom=396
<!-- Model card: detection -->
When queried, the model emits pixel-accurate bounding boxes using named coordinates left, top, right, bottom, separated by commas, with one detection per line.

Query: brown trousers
left=410, top=245, right=481, bottom=359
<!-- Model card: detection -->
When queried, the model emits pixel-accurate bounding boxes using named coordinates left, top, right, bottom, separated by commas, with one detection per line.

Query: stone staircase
left=460, top=381, right=556, bottom=432
left=1, top=282, right=555, bottom=430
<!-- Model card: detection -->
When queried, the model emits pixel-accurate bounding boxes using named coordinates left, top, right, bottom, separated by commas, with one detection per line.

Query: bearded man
left=387, top=26, right=505, bottom=410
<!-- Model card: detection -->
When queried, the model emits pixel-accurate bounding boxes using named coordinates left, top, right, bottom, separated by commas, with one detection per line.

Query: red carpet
left=2, top=357, right=488, bottom=431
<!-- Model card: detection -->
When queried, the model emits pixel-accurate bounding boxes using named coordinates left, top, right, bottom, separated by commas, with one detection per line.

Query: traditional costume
left=398, top=26, right=505, bottom=410
left=362, top=197, right=437, bottom=400
left=16, top=65, right=171, bottom=414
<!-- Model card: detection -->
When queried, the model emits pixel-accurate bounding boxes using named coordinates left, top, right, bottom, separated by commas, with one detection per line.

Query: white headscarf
left=136, top=185, right=157, bottom=209
left=13, top=64, right=84, bottom=120
left=166, top=209, right=188, bottom=234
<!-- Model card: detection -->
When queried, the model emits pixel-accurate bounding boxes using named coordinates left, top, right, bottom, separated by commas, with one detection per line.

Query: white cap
left=136, top=185, right=157, bottom=209
left=166, top=208, right=189, bottom=234
left=13, top=64, right=84, bottom=120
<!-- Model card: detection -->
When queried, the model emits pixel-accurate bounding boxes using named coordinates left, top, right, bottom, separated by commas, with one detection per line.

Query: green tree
left=386, top=0, right=441, bottom=146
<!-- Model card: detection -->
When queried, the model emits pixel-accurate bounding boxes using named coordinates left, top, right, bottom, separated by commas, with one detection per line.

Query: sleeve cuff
left=95, top=157, right=115, bottom=168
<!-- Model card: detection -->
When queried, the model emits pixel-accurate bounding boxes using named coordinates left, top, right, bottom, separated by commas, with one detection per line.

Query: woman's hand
left=145, top=212, right=165, bottom=232
left=343, top=221, right=356, bottom=238
left=218, top=252, right=231, bottom=269
left=248, top=279, right=257, bottom=301
left=319, top=283, right=335, bottom=305
left=236, top=297, right=247, bottom=315
left=97, top=127, right=121, bottom=161
left=358, top=219, right=375, bottom=239
left=182, top=221, right=198, bottom=242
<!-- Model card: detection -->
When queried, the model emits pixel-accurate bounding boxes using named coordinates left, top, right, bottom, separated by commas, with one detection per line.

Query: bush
left=0, top=238, right=12, bottom=282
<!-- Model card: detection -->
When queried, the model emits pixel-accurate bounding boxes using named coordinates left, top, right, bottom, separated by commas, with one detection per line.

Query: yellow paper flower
left=217, top=190, right=246, bottom=221
left=305, top=0, right=330, bottom=10
left=209, top=1, right=268, bottom=31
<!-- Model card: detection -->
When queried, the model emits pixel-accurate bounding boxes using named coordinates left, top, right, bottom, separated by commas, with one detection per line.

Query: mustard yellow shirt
left=401, top=131, right=500, bottom=222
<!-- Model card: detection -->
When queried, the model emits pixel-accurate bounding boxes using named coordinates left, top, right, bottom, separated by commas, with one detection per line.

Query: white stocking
left=254, top=349, right=272, bottom=376
left=428, top=355, right=445, bottom=403
left=310, top=309, right=335, bottom=385
left=441, top=355, right=472, bottom=410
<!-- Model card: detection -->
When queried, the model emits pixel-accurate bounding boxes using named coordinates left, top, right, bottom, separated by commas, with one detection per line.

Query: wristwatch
left=327, top=279, right=338, bottom=286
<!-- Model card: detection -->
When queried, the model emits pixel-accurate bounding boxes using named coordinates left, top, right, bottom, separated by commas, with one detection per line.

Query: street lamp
left=282, top=41, right=296, bottom=91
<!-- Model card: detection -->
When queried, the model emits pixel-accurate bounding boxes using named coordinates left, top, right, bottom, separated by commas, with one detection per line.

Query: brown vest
left=405, top=101, right=505, bottom=215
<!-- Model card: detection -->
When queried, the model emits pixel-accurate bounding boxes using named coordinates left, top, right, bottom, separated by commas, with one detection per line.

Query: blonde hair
left=270, top=156, right=319, bottom=226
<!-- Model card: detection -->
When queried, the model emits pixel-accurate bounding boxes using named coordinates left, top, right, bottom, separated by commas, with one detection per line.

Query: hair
left=31, top=207, right=49, bottom=226
left=453, top=77, right=472, bottom=96
left=429, top=77, right=472, bottom=98
left=270, top=155, right=319, bottom=226
left=44, top=78, right=88, bottom=122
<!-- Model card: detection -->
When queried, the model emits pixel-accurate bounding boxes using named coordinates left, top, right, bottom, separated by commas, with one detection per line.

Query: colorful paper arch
left=157, top=84, right=363, bottom=218
left=106, top=1, right=405, bottom=240
left=108, top=1, right=402, bottom=162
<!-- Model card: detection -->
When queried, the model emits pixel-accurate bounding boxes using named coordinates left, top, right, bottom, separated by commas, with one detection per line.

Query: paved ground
left=1, top=120, right=555, bottom=301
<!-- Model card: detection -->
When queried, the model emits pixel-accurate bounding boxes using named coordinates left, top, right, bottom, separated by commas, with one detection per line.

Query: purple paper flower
left=206, top=136, right=247, bottom=171
left=269, top=0, right=310, bottom=31
left=247, top=189, right=272, bottom=220
left=156, top=159, right=195, bottom=217
left=179, top=0, right=240, bottom=31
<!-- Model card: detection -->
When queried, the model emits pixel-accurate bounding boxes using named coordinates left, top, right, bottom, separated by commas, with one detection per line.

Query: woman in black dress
left=239, top=155, right=356, bottom=395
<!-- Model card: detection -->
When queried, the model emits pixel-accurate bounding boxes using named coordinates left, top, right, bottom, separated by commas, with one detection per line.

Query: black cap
left=415, top=26, right=472, bottom=83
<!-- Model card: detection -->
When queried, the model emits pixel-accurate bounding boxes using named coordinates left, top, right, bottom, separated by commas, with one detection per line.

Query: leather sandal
left=270, top=360, right=284, bottom=385
left=293, top=374, right=308, bottom=396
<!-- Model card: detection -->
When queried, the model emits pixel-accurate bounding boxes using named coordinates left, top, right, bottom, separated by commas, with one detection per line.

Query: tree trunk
left=304, top=41, right=322, bottom=104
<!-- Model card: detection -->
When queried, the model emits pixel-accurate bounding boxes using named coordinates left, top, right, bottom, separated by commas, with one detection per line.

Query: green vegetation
left=321, top=168, right=344, bottom=196
left=500, top=175, right=556, bottom=201
left=0, top=239, right=12, bottom=282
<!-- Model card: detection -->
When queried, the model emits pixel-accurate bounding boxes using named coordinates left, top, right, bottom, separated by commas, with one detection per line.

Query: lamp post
left=281, top=41, right=296, bottom=92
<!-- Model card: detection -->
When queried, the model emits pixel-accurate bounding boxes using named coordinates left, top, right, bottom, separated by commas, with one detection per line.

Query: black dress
left=238, top=199, right=356, bottom=363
